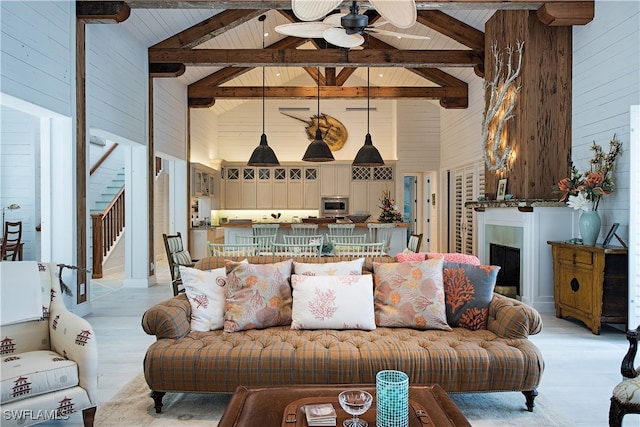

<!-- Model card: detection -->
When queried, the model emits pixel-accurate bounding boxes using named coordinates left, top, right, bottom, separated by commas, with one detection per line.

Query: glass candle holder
left=376, top=370, right=409, bottom=427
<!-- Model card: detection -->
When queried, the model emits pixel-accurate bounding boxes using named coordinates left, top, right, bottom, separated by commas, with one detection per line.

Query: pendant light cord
left=317, top=66, right=320, bottom=118
left=262, top=17, right=266, bottom=135
left=367, top=67, right=370, bottom=133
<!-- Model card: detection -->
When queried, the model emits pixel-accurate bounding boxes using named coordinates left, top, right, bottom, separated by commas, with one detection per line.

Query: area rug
left=95, top=374, right=575, bottom=426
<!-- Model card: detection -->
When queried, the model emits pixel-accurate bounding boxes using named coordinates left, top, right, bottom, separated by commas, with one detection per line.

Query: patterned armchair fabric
left=0, top=262, right=97, bottom=427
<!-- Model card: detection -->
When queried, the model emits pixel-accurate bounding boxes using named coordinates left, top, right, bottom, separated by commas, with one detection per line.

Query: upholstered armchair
left=0, top=262, right=97, bottom=427
left=609, top=325, right=640, bottom=426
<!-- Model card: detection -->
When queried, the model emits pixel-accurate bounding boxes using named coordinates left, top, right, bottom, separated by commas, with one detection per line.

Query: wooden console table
left=548, top=241, right=628, bottom=334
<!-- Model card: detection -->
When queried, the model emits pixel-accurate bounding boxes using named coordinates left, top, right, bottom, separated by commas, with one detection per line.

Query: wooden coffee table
left=218, top=384, right=471, bottom=427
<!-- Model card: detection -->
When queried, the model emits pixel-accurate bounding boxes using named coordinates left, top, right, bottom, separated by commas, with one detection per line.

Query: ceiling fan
left=275, top=0, right=430, bottom=49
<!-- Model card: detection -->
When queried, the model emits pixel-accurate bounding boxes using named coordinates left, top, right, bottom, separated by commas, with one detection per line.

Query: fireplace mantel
left=466, top=199, right=567, bottom=212
left=476, top=206, right=577, bottom=313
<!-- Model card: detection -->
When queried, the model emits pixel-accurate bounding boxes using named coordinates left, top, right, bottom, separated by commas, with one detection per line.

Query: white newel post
left=476, top=206, right=577, bottom=313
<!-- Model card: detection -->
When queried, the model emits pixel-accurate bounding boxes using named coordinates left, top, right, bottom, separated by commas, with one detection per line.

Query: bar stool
left=367, top=223, right=395, bottom=255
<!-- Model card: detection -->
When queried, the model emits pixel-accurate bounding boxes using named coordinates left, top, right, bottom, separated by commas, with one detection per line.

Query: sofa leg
left=82, top=406, right=96, bottom=427
left=522, top=389, right=538, bottom=412
left=151, top=390, right=166, bottom=413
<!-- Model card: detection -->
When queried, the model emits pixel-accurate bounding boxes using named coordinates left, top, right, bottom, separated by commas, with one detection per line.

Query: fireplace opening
left=490, top=243, right=521, bottom=298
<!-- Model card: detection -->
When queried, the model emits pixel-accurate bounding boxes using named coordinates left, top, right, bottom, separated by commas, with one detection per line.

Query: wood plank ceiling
left=77, top=1, right=594, bottom=111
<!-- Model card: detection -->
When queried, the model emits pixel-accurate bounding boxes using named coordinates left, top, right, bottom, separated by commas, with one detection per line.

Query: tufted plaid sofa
left=142, top=255, right=544, bottom=414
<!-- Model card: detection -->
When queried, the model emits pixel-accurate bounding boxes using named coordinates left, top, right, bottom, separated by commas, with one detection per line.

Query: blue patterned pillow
left=443, top=262, right=500, bottom=330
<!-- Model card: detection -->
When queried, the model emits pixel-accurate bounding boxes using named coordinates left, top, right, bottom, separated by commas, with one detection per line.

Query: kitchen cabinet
left=548, top=241, right=628, bottom=334
left=350, top=165, right=395, bottom=215
left=320, top=164, right=351, bottom=196
left=190, top=227, right=226, bottom=259
left=223, top=163, right=317, bottom=210
left=288, top=167, right=319, bottom=209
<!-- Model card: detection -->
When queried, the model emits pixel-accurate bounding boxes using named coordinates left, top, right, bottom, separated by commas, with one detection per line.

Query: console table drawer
left=557, top=247, right=593, bottom=265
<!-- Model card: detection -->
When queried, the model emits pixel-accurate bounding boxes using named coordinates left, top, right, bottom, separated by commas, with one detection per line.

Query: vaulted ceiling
left=77, top=1, right=594, bottom=113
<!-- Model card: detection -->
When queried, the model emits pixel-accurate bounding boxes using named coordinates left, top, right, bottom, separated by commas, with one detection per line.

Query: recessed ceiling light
left=276, top=72, right=281, bottom=77
left=264, top=32, right=269, bottom=37
left=379, top=73, right=384, bottom=78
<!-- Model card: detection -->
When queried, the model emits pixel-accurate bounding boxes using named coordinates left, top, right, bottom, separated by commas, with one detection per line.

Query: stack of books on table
left=304, top=403, right=337, bottom=426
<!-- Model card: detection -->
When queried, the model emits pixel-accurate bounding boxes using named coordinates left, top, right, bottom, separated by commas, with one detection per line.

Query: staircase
left=90, top=169, right=126, bottom=279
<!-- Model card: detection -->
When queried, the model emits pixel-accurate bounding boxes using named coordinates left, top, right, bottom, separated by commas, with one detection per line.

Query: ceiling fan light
left=248, top=134, right=280, bottom=166
left=302, top=129, right=335, bottom=162
left=353, top=133, right=384, bottom=166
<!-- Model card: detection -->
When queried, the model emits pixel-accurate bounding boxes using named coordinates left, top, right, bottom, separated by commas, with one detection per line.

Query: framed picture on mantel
left=496, top=178, right=507, bottom=201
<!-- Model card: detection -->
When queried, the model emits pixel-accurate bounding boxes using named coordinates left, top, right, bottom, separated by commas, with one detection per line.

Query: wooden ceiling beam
left=188, top=36, right=310, bottom=89
left=304, top=67, right=325, bottom=86
left=188, top=85, right=467, bottom=99
left=77, top=1, right=130, bottom=23
left=416, top=10, right=485, bottom=51
left=152, top=9, right=266, bottom=49
left=336, top=68, right=357, bottom=86
left=149, top=63, right=186, bottom=77
left=537, top=2, right=594, bottom=25
left=149, top=48, right=483, bottom=67
left=125, top=1, right=585, bottom=11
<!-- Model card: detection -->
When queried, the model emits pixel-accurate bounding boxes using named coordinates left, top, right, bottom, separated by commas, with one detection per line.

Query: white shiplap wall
left=190, top=108, right=218, bottom=166
left=86, top=24, right=148, bottom=145
left=0, top=1, right=73, bottom=116
left=572, top=1, right=639, bottom=325
left=154, top=79, right=188, bottom=160
left=396, top=100, right=441, bottom=172
left=572, top=1, right=639, bottom=245
left=439, top=73, right=485, bottom=171
left=0, top=106, right=39, bottom=261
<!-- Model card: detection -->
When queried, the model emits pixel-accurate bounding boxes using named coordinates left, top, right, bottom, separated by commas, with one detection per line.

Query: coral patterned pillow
left=426, top=253, right=481, bottom=265
left=181, top=266, right=227, bottom=331
left=443, top=262, right=500, bottom=330
left=290, top=275, right=376, bottom=330
left=293, top=258, right=365, bottom=276
left=373, top=259, right=451, bottom=331
left=396, top=252, right=427, bottom=262
left=224, top=259, right=293, bottom=332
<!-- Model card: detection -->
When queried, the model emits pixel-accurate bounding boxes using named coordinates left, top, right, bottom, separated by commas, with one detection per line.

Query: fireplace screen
left=490, top=243, right=521, bottom=298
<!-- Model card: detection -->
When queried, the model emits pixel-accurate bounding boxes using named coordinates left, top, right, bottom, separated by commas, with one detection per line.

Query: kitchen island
left=221, top=221, right=410, bottom=256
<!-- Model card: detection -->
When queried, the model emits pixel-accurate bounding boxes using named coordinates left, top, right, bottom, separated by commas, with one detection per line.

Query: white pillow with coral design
left=180, top=266, right=227, bottom=331
left=290, top=274, right=375, bottom=330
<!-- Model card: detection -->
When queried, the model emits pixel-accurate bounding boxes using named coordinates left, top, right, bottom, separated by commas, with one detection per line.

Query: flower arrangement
left=378, top=189, right=403, bottom=223
left=553, top=135, right=623, bottom=211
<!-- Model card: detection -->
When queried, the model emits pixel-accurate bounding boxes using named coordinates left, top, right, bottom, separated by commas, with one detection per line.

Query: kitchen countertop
left=220, top=221, right=410, bottom=228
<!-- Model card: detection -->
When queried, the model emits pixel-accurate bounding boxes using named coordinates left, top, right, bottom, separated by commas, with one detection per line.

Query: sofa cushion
left=291, top=275, right=376, bottom=330
left=373, top=259, right=451, bottom=331
left=1, top=350, right=79, bottom=404
left=181, top=266, right=227, bottom=331
left=396, top=252, right=426, bottom=262
left=293, top=258, right=365, bottom=276
left=224, top=260, right=293, bottom=332
left=443, top=262, right=500, bottom=330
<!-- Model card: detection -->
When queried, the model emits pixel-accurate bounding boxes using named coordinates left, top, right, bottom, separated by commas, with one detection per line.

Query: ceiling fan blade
left=323, top=12, right=346, bottom=27
left=369, top=0, right=417, bottom=29
left=323, top=28, right=365, bottom=48
left=275, top=22, right=332, bottom=39
left=292, top=0, right=343, bottom=22
left=367, top=28, right=431, bottom=40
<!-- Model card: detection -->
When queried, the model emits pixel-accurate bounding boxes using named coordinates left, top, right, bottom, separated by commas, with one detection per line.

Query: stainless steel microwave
left=321, top=197, right=349, bottom=217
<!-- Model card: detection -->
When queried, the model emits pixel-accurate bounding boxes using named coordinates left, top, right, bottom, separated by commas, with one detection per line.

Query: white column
left=124, top=144, right=152, bottom=287
left=169, top=159, right=188, bottom=236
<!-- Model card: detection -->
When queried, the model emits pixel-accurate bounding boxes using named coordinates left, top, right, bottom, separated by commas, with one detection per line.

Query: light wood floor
left=51, top=265, right=637, bottom=426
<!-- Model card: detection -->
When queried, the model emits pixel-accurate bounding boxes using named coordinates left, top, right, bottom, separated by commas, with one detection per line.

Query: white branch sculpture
left=482, top=41, right=524, bottom=171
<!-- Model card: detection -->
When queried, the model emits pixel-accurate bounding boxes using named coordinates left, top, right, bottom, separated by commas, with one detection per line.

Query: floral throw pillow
left=293, top=258, right=364, bottom=276
left=443, top=262, right=500, bottom=330
left=373, top=259, right=451, bottom=331
left=291, top=274, right=376, bottom=330
left=181, top=266, right=227, bottom=331
left=224, top=259, right=293, bottom=332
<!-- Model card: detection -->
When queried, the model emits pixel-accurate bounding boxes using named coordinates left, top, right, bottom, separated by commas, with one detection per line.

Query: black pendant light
left=353, top=67, right=384, bottom=166
left=248, top=15, right=280, bottom=167
left=302, top=67, right=334, bottom=162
